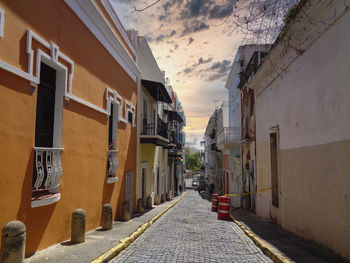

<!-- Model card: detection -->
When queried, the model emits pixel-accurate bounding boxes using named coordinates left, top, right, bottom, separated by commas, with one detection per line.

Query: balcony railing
left=141, top=116, right=168, bottom=139
left=217, top=127, right=241, bottom=145
left=107, top=150, right=118, bottom=183
left=33, top=147, right=63, bottom=193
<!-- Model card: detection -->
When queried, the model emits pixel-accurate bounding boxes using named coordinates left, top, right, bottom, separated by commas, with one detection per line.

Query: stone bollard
left=160, top=193, right=165, bottom=203
left=154, top=194, right=160, bottom=205
left=166, top=193, right=171, bottom=201
left=146, top=196, right=152, bottom=209
left=71, top=209, right=86, bottom=243
left=102, top=204, right=113, bottom=230
left=137, top=198, right=144, bottom=213
left=1, top=220, right=26, bottom=263
left=122, top=201, right=130, bottom=221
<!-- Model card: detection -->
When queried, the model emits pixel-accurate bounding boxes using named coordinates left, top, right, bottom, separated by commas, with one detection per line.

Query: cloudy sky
left=111, top=0, right=248, bottom=147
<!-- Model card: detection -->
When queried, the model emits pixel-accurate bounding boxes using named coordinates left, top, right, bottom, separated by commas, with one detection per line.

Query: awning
left=141, top=79, right=172, bottom=103
left=164, top=109, right=183, bottom=122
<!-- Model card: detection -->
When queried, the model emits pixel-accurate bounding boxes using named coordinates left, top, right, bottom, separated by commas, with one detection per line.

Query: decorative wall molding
left=0, top=29, right=136, bottom=122
left=64, top=0, right=140, bottom=82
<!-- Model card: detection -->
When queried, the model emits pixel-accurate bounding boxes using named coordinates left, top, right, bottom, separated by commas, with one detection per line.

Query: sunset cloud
left=112, top=0, right=243, bottom=147
left=181, top=20, right=210, bottom=36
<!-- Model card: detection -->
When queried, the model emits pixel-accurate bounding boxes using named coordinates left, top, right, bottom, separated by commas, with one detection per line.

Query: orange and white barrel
left=218, top=196, right=230, bottom=220
left=211, top=194, right=219, bottom=212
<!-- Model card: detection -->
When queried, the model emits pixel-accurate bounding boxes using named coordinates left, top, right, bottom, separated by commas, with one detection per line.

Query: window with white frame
left=107, top=101, right=119, bottom=182
left=0, top=9, right=4, bottom=38
left=124, top=101, right=136, bottom=126
left=32, top=60, right=65, bottom=207
left=108, top=102, right=119, bottom=148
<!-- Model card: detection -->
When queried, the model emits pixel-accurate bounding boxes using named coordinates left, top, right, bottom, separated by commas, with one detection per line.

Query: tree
left=185, top=148, right=201, bottom=173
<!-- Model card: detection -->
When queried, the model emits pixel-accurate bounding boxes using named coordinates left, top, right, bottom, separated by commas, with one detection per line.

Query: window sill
left=31, top=192, right=61, bottom=208
left=107, top=176, right=118, bottom=184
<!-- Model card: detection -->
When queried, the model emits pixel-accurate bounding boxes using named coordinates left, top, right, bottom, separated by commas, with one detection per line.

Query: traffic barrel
left=211, top=194, right=219, bottom=212
left=218, top=196, right=230, bottom=220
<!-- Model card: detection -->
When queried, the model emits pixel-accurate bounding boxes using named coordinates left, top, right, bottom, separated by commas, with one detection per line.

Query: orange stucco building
left=0, top=0, right=139, bottom=256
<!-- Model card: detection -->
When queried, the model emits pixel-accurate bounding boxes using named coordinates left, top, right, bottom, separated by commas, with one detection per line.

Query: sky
left=111, top=0, right=249, bottom=148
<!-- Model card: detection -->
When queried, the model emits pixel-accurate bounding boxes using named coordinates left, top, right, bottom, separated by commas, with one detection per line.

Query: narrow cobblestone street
left=112, top=191, right=272, bottom=263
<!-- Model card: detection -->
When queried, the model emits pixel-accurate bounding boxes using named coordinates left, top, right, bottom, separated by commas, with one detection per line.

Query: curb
left=229, top=214, right=293, bottom=263
left=91, top=192, right=189, bottom=263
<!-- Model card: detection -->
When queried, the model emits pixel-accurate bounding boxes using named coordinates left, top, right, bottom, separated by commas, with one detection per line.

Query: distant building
left=218, top=44, right=270, bottom=207
left=203, top=109, right=221, bottom=193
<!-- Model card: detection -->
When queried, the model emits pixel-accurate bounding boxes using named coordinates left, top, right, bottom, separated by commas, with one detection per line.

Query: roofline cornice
left=65, top=0, right=140, bottom=82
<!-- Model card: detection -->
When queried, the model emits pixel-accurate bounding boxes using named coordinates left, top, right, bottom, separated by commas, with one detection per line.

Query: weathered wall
left=254, top=6, right=350, bottom=259
left=0, top=0, right=137, bottom=256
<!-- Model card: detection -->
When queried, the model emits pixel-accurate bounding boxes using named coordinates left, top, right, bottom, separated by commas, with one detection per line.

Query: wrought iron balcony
left=107, top=150, right=118, bottom=183
left=217, top=127, right=241, bottom=146
left=33, top=147, right=63, bottom=191
left=141, top=115, right=169, bottom=147
left=32, top=147, right=63, bottom=207
left=141, top=116, right=168, bottom=139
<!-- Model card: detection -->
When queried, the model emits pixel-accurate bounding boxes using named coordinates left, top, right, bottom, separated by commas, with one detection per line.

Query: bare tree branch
left=132, top=0, right=162, bottom=13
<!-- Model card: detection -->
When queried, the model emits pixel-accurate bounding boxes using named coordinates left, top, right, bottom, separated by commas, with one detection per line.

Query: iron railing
left=33, top=147, right=63, bottom=192
left=141, top=115, right=168, bottom=139
left=217, top=127, right=241, bottom=145
left=107, top=150, right=118, bottom=177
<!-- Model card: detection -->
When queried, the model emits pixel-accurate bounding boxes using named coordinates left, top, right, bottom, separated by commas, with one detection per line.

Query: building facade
left=0, top=0, right=139, bottom=255
left=249, top=0, right=350, bottom=259
left=136, top=36, right=186, bottom=207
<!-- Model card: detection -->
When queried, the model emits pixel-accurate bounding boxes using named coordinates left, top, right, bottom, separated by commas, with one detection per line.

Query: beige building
left=249, top=0, right=350, bottom=259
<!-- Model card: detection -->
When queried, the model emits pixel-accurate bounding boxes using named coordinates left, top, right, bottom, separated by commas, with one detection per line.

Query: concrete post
left=146, top=196, right=152, bottom=209
left=154, top=194, right=160, bottom=205
left=137, top=198, right=144, bottom=213
left=71, top=209, right=86, bottom=243
left=102, top=204, right=113, bottom=230
left=166, top=193, right=171, bottom=201
left=1, top=220, right=26, bottom=263
left=122, top=201, right=130, bottom=221
left=160, top=193, right=165, bottom=203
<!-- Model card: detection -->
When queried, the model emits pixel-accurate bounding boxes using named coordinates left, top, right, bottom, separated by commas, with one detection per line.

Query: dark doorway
left=270, top=132, right=279, bottom=207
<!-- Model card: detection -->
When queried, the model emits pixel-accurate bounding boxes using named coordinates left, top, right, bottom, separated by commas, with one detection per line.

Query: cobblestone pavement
left=112, top=191, right=272, bottom=263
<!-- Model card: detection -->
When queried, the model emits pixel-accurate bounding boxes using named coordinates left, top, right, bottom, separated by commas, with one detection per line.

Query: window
left=32, top=62, right=64, bottom=207
left=128, top=111, right=133, bottom=123
left=107, top=102, right=119, bottom=182
left=35, top=63, right=56, bottom=147
left=0, top=9, right=4, bottom=38
left=124, top=101, right=135, bottom=126
left=142, top=95, right=148, bottom=134
left=108, top=102, right=119, bottom=147
left=270, top=130, right=279, bottom=207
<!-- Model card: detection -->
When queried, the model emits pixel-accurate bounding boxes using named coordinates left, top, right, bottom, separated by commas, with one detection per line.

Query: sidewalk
left=25, top=193, right=187, bottom=263
left=230, top=209, right=350, bottom=263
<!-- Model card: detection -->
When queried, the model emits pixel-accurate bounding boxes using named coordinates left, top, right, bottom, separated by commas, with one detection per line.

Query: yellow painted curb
left=91, top=192, right=189, bottom=263
left=230, top=214, right=294, bottom=263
